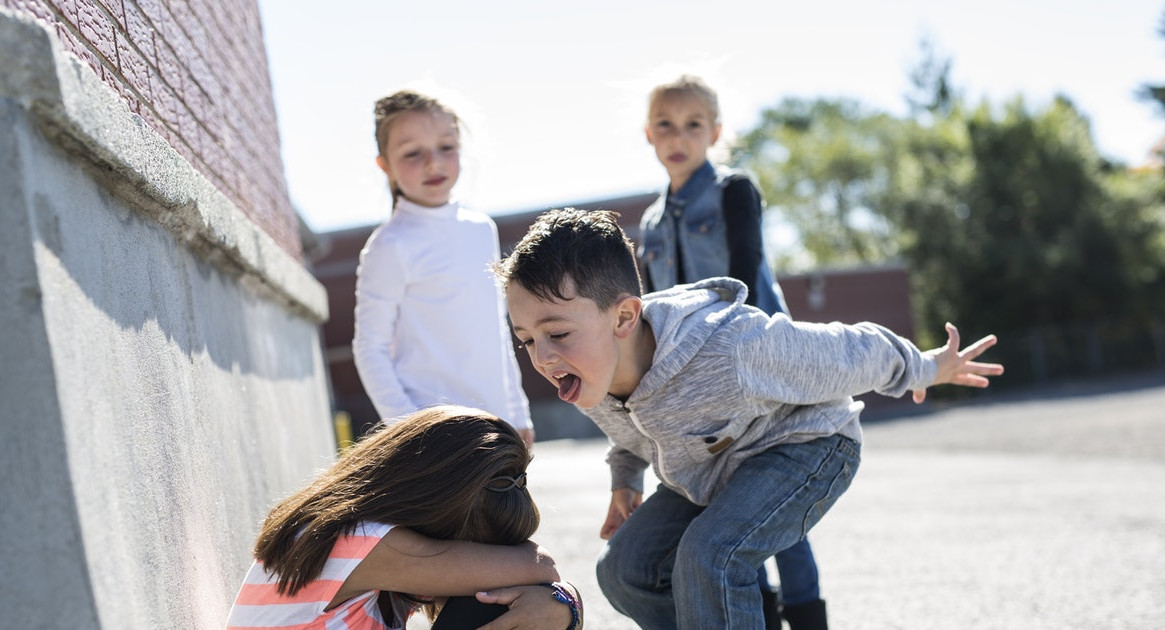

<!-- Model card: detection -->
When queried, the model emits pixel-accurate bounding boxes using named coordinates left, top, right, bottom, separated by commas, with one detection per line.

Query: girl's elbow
left=528, top=543, right=561, bottom=582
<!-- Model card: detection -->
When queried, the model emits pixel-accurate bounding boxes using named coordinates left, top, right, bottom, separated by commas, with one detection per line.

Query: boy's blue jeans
left=596, top=434, right=860, bottom=630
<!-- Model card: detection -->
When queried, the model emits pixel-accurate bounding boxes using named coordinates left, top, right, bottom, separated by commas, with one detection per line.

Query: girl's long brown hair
left=253, top=405, right=538, bottom=596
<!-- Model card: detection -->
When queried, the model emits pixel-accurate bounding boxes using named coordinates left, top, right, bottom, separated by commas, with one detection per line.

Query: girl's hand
left=913, top=323, right=1004, bottom=403
left=599, top=488, right=642, bottom=540
left=474, top=584, right=576, bottom=630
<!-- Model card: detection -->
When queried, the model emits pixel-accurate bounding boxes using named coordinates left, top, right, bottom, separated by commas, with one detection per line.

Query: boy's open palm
left=913, top=323, right=1004, bottom=404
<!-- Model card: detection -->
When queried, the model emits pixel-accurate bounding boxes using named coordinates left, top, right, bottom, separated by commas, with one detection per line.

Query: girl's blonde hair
left=373, top=89, right=461, bottom=204
left=253, top=405, right=537, bottom=598
left=647, top=74, right=721, bottom=124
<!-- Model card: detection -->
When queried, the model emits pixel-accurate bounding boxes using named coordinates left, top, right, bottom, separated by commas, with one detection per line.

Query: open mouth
left=554, top=373, right=582, bottom=404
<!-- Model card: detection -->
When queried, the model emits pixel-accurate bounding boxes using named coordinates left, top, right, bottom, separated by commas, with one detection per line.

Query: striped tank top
left=227, top=521, right=405, bottom=629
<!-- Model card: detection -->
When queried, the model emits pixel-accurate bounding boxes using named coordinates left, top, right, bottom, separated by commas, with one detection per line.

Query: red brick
left=45, top=0, right=77, bottom=23
left=173, top=135, right=198, bottom=170
left=121, top=0, right=154, bottom=64
left=76, top=0, right=117, bottom=66
left=200, top=132, right=227, bottom=185
left=139, top=0, right=184, bottom=55
left=94, top=0, right=124, bottom=30
left=153, top=40, right=183, bottom=99
left=174, top=99, right=196, bottom=148
left=186, top=51, right=221, bottom=108
left=180, top=71, right=210, bottom=125
left=54, top=22, right=101, bottom=76
left=5, top=0, right=57, bottom=24
left=149, top=69, right=179, bottom=129
left=170, top=0, right=202, bottom=48
left=99, top=64, right=139, bottom=115
left=196, top=98, right=225, bottom=156
left=114, top=29, right=150, bottom=99
left=187, top=0, right=221, bottom=39
left=184, top=112, right=206, bottom=157
left=135, top=99, right=164, bottom=139
left=129, top=0, right=166, bottom=27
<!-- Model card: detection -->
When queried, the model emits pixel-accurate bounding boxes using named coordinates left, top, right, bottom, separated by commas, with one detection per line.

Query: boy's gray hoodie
left=583, top=277, right=938, bottom=506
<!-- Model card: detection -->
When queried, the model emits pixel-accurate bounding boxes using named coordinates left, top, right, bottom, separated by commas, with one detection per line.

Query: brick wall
left=3, top=0, right=301, bottom=259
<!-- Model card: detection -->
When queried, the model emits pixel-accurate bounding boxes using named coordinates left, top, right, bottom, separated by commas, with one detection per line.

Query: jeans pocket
left=800, top=443, right=859, bottom=537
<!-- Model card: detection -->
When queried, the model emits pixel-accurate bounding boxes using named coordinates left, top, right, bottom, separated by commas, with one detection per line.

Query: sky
left=257, top=0, right=1165, bottom=234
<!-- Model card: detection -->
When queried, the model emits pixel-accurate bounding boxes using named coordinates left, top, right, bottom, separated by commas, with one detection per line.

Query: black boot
left=782, top=598, right=827, bottom=630
left=760, top=588, right=783, bottom=630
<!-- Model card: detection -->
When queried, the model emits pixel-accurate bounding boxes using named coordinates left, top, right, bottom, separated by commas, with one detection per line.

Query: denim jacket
left=638, top=162, right=789, bottom=315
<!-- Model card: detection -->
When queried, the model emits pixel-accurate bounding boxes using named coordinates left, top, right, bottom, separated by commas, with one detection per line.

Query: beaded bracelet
left=540, top=582, right=582, bottom=630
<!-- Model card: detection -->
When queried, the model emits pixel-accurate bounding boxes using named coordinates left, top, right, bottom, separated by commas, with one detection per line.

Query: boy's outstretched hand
left=913, top=323, right=1004, bottom=404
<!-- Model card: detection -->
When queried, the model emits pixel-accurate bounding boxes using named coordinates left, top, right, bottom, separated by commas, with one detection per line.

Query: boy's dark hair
left=497, top=208, right=643, bottom=309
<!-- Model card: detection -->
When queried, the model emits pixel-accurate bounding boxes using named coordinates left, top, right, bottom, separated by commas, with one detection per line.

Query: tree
left=1139, top=9, right=1165, bottom=117
left=734, top=39, right=1165, bottom=362
left=888, top=96, right=1161, bottom=341
left=904, top=36, right=959, bottom=118
left=731, top=98, right=901, bottom=271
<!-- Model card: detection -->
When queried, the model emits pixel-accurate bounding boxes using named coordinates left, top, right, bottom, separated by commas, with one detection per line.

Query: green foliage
left=732, top=99, right=900, bottom=270
left=733, top=42, right=1165, bottom=365
left=1138, top=8, right=1165, bottom=119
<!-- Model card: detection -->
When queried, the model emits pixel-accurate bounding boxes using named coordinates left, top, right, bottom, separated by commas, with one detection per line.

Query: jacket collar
left=668, top=161, right=716, bottom=206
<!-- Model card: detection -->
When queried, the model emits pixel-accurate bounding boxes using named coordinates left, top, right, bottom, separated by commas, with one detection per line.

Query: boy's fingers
left=945, top=322, right=959, bottom=347
left=953, top=374, right=990, bottom=388
left=965, top=360, right=1005, bottom=375
left=959, top=335, right=998, bottom=359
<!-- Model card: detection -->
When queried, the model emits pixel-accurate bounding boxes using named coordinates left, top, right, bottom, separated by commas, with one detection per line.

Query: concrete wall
left=0, top=9, right=335, bottom=629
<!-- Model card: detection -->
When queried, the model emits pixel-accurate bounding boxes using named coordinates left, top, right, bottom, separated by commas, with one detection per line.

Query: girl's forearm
left=363, top=530, right=560, bottom=596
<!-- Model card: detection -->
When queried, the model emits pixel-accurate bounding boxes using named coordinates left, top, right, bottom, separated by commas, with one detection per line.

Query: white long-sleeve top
left=352, top=198, right=531, bottom=430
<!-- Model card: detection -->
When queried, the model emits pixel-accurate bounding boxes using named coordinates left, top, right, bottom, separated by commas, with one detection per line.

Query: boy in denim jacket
left=497, top=208, right=1003, bottom=630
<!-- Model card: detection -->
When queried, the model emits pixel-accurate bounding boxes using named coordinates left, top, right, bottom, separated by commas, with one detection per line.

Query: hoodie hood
left=635, top=277, right=749, bottom=399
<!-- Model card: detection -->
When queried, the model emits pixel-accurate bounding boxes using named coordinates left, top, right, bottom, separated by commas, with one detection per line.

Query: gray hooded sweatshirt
left=583, top=277, right=938, bottom=506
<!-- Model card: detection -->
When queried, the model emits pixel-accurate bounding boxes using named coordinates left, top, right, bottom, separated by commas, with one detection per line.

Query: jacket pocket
left=679, top=415, right=751, bottom=463
left=678, top=206, right=729, bottom=274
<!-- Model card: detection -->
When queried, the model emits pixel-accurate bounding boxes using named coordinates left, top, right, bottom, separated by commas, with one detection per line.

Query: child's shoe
left=760, top=588, right=783, bottom=630
left=782, top=598, right=828, bottom=630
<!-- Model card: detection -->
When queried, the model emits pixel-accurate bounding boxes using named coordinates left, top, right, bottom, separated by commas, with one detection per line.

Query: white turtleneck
left=352, top=198, right=531, bottom=430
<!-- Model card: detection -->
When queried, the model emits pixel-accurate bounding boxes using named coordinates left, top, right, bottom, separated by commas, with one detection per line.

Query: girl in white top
left=353, top=89, right=533, bottom=444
